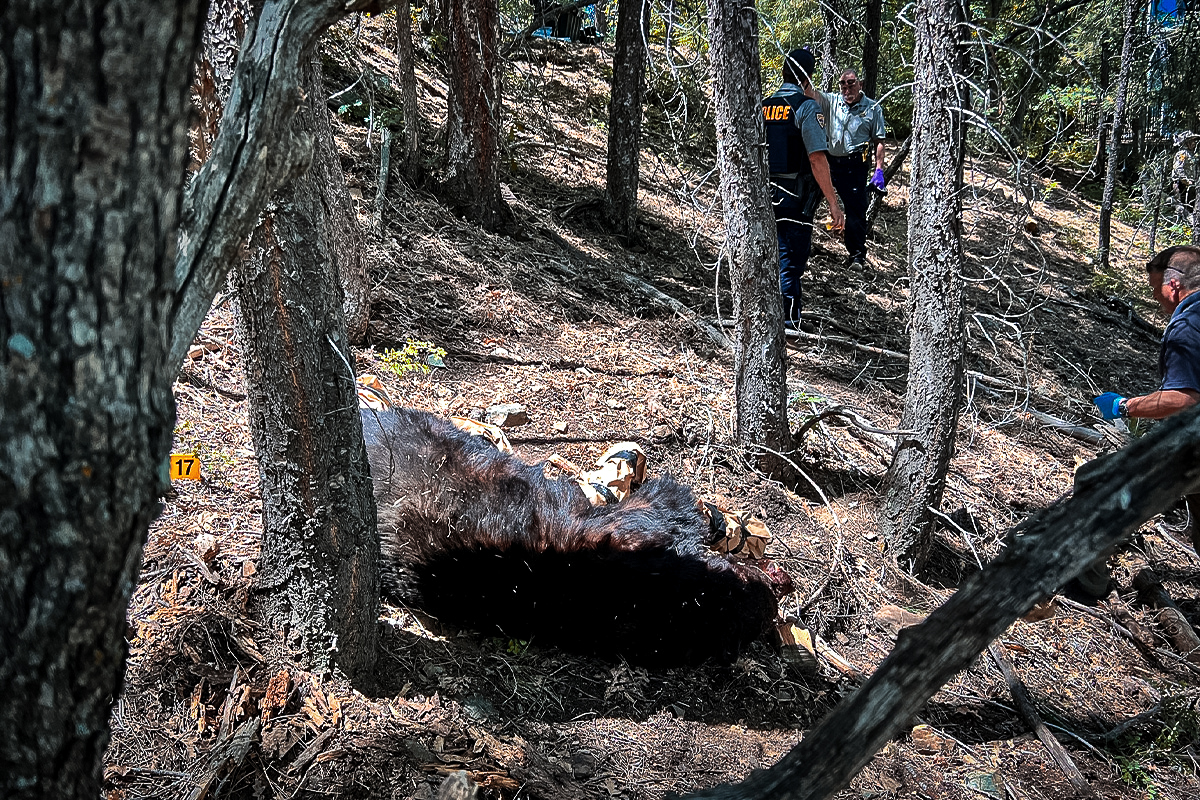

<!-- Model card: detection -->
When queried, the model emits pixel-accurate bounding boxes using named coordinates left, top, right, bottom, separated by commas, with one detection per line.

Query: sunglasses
left=839, top=79, right=859, bottom=87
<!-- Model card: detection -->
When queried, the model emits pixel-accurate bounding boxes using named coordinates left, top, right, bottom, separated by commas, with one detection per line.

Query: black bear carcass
left=363, top=407, right=788, bottom=666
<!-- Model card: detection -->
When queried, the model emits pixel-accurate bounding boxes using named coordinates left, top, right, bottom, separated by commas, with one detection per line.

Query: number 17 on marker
left=170, top=454, right=202, bottom=481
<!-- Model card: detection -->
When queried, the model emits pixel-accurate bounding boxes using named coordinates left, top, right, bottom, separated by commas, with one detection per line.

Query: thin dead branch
left=988, top=642, right=1099, bottom=799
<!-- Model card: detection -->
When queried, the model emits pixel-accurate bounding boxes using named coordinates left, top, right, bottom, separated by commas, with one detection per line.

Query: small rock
left=874, top=604, right=926, bottom=638
left=650, top=424, right=674, bottom=441
left=911, top=724, right=956, bottom=754
left=571, top=751, right=598, bottom=779
left=485, top=403, right=529, bottom=428
left=194, top=533, right=219, bottom=563
left=553, top=421, right=569, bottom=434
left=437, top=771, right=479, bottom=800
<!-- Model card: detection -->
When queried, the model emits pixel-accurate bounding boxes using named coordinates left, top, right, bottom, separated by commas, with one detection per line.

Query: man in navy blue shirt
left=1094, top=245, right=1200, bottom=422
left=1080, top=245, right=1200, bottom=596
left=763, top=48, right=844, bottom=325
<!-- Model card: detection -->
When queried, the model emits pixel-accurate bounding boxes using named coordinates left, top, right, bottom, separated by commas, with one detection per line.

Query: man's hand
left=1092, top=392, right=1126, bottom=420
left=869, top=168, right=886, bottom=191
left=827, top=205, right=846, bottom=230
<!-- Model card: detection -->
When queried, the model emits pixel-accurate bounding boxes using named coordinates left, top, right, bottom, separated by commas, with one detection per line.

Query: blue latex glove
left=869, top=167, right=886, bottom=191
left=1092, top=392, right=1125, bottom=420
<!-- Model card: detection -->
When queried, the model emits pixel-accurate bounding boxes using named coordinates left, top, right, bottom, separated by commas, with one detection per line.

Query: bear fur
left=364, top=407, right=782, bottom=666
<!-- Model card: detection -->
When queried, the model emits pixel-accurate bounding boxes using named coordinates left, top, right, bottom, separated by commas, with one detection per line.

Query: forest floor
left=104, top=15, right=1200, bottom=800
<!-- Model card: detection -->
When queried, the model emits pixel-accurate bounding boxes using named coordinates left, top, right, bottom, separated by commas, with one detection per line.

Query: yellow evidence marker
left=170, top=454, right=202, bottom=481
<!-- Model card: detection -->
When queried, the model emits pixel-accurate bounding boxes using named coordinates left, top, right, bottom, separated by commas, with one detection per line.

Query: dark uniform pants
left=773, top=176, right=819, bottom=322
left=829, top=152, right=869, bottom=262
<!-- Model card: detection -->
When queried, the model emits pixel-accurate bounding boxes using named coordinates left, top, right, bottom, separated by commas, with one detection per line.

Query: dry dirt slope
left=104, top=15, right=1198, bottom=800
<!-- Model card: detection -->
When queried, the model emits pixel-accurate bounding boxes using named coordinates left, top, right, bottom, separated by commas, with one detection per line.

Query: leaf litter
left=105, top=14, right=1199, bottom=800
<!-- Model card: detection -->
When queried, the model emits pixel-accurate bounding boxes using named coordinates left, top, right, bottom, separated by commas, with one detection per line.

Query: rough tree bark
left=231, top=54, right=380, bottom=681
left=445, top=0, right=511, bottom=231
left=194, top=3, right=378, bottom=679
left=1098, top=0, right=1137, bottom=273
left=878, top=0, right=968, bottom=571
left=0, top=3, right=206, bottom=795
left=193, top=0, right=251, bottom=165
left=861, top=0, right=883, bottom=100
left=2, top=0, right=381, bottom=795
left=706, top=0, right=792, bottom=474
left=604, top=0, right=649, bottom=239
left=818, top=0, right=841, bottom=90
left=197, top=2, right=368, bottom=344
left=171, top=0, right=383, bottom=369
left=685, top=407, right=1200, bottom=800
left=312, top=57, right=370, bottom=345
left=396, top=0, right=423, bottom=180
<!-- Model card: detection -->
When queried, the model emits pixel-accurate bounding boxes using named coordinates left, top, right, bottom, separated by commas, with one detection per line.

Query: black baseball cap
left=783, top=48, right=815, bottom=83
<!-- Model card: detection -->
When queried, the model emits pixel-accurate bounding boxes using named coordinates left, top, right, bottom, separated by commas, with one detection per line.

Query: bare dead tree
left=878, top=0, right=968, bottom=571
left=445, top=0, right=511, bottom=231
left=1098, top=0, right=1138, bottom=273
left=604, top=0, right=650, bottom=239
left=706, top=0, right=792, bottom=475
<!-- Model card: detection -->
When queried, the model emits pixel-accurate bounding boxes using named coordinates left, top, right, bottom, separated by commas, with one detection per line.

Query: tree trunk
left=604, top=0, right=649, bottom=239
left=706, top=0, right=792, bottom=474
left=171, top=0, right=382, bottom=369
left=1193, top=177, right=1200, bottom=246
left=684, top=406, right=1200, bottom=800
left=1099, top=0, right=1137, bottom=273
left=3, top=0, right=380, bottom=793
left=818, top=0, right=840, bottom=91
left=197, top=3, right=367, bottom=345
left=419, top=0, right=446, bottom=36
left=194, top=0, right=252, bottom=163
left=878, top=0, right=967, bottom=572
left=0, top=3, right=205, bottom=796
left=396, top=0, right=423, bottom=180
left=231, top=55, right=380, bottom=681
left=312, top=58, right=370, bottom=345
left=445, top=0, right=510, bottom=231
left=195, top=5, right=377, bottom=681
left=861, top=0, right=883, bottom=99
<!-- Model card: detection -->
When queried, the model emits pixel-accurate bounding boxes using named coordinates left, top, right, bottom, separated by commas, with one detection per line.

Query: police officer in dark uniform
left=763, top=48, right=844, bottom=325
